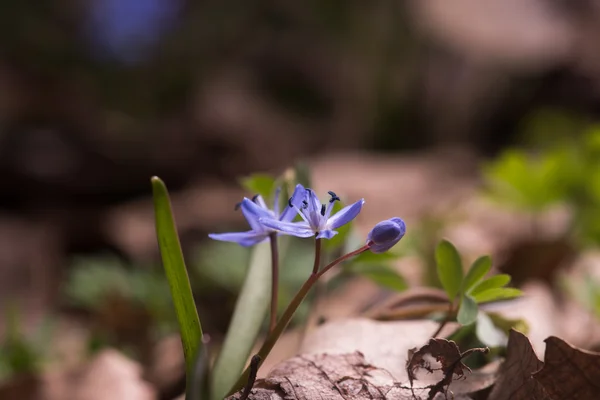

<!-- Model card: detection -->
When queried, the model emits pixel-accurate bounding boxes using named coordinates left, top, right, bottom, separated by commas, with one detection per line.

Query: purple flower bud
left=366, top=217, right=406, bottom=253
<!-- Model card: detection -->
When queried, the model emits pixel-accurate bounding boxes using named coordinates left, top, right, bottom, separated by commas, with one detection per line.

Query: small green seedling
left=435, top=240, right=522, bottom=326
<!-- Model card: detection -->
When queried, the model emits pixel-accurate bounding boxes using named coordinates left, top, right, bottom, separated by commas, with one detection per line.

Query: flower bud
left=366, top=217, right=406, bottom=253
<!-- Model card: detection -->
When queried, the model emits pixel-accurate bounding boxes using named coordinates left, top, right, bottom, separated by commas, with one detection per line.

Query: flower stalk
left=227, top=244, right=370, bottom=396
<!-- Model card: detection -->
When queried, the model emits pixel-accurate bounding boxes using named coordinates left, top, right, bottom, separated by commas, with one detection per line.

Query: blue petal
left=254, top=195, right=269, bottom=210
left=316, top=230, right=338, bottom=239
left=258, top=218, right=314, bottom=238
left=327, top=199, right=365, bottom=230
left=208, top=231, right=267, bottom=247
left=304, top=189, right=323, bottom=228
left=241, top=198, right=272, bottom=231
left=279, top=184, right=306, bottom=222
left=272, top=187, right=281, bottom=216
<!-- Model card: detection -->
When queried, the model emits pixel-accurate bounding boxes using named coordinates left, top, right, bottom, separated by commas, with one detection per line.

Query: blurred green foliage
left=64, top=255, right=177, bottom=354
left=562, top=271, right=600, bottom=321
left=484, top=121, right=600, bottom=247
left=343, top=251, right=407, bottom=292
left=0, top=306, right=52, bottom=383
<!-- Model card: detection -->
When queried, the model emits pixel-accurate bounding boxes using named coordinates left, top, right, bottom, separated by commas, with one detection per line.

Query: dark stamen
left=288, top=197, right=293, bottom=207
left=328, top=190, right=341, bottom=203
left=234, top=202, right=242, bottom=211
left=320, top=204, right=326, bottom=216
left=302, top=199, right=308, bottom=209
left=252, top=194, right=259, bottom=202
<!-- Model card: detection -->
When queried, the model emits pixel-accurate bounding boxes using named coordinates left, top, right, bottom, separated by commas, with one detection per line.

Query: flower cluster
left=210, top=183, right=405, bottom=253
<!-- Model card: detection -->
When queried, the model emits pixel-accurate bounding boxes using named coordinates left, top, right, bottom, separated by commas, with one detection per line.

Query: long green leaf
left=469, top=274, right=511, bottom=297
left=462, top=256, right=492, bottom=293
left=151, top=177, right=202, bottom=376
left=210, top=241, right=272, bottom=400
left=435, top=240, right=463, bottom=300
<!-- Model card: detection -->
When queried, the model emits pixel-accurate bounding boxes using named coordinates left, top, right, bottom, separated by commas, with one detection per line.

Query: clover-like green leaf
left=469, top=274, right=511, bottom=297
left=435, top=240, right=463, bottom=300
left=457, top=294, right=478, bottom=325
left=462, top=255, right=492, bottom=293
left=472, top=287, right=522, bottom=303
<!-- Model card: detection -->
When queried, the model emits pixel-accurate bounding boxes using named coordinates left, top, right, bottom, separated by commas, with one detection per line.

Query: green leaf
left=435, top=240, right=463, bottom=300
left=486, top=311, right=529, bottom=335
left=469, top=274, right=511, bottom=297
left=457, top=294, right=478, bottom=325
left=239, top=174, right=277, bottom=199
left=472, top=288, right=523, bottom=303
left=210, top=241, right=273, bottom=400
left=347, top=263, right=407, bottom=292
left=475, top=312, right=506, bottom=348
left=462, top=256, right=492, bottom=293
left=351, top=249, right=399, bottom=264
left=151, top=177, right=202, bottom=377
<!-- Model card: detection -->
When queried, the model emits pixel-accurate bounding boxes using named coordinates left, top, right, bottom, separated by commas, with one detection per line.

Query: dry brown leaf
left=227, top=352, right=474, bottom=400
left=43, top=349, right=156, bottom=400
left=406, top=339, right=466, bottom=386
left=299, top=318, right=458, bottom=381
left=406, top=338, right=488, bottom=400
left=533, top=336, right=600, bottom=399
left=488, top=329, right=546, bottom=400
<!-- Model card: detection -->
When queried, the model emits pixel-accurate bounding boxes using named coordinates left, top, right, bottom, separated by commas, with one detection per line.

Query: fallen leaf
left=406, top=338, right=488, bottom=400
left=43, top=349, right=156, bottom=400
left=406, top=339, right=467, bottom=386
left=227, top=352, right=474, bottom=400
left=533, top=336, right=600, bottom=399
left=300, top=318, right=458, bottom=381
left=488, top=329, right=546, bottom=400
left=232, top=319, right=498, bottom=399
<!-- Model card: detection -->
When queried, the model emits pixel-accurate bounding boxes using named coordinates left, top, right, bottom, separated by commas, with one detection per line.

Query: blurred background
left=3, top=0, right=600, bottom=398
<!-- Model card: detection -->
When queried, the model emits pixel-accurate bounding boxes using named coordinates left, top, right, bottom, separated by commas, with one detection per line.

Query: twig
left=431, top=302, right=454, bottom=338
left=239, top=355, right=261, bottom=400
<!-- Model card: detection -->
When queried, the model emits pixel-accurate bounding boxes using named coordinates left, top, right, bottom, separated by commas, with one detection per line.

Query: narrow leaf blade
left=469, top=274, right=511, bottom=297
left=151, top=177, right=202, bottom=376
left=457, top=294, right=478, bottom=325
left=210, top=241, right=273, bottom=400
left=472, top=288, right=523, bottom=303
left=435, top=240, right=463, bottom=300
left=462, top=256, right=492, bottom=292
left=348, top=263, right=407, bottom=292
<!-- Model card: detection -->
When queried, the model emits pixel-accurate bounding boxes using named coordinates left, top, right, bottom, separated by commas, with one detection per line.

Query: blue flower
left=208, top=185, right=305, bottom=246
left=366, top=217, right=406, bottom=253
left=259, top=185, right=365, bottom=239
